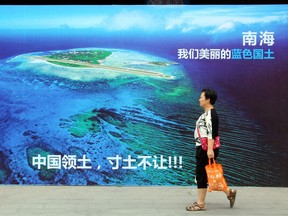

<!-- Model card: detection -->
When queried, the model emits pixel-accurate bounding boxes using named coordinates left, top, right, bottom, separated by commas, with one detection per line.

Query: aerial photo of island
left=0, top=5, right=287, bottom=186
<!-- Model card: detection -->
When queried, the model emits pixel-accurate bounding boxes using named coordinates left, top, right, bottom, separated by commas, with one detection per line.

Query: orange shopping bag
left=205, top=159, right=228, bottom=192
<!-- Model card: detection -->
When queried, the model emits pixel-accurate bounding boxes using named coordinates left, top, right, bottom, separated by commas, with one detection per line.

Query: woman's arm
left=207, top=139, right=215, bottom=158
left=205, top=109, right=218, bottom=158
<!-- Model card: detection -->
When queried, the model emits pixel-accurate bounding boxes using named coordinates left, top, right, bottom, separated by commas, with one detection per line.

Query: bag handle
left=208, top=158, right=216, bottom=166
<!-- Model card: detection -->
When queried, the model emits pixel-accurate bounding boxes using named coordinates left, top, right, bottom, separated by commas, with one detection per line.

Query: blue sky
left=0, top=5, right=287, bottom=33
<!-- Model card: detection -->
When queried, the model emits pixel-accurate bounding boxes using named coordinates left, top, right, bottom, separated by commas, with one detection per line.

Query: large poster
left=0, top=5, right=287, bottom=186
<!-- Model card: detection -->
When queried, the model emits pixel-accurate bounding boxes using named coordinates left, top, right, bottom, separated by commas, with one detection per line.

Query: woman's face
left=199, top=92, right=210, bottom=107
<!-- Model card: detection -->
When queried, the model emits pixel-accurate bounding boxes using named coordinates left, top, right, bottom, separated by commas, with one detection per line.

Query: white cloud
left=28, top=6, right=288, bottom=32
left=162, top=7, right=288, bottom=33
left=7, top=5, right=285, bottom=32
left=102, top=10, right=157, bottom=31
left=215, top=21, right=235, bottom=32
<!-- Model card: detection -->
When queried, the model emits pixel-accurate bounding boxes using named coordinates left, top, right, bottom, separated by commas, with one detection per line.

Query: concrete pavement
left=0, top=186, right=287, bottom=216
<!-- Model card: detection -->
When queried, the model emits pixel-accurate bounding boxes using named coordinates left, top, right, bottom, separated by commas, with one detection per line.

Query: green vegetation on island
left=46, top=50, right=112, bottom=67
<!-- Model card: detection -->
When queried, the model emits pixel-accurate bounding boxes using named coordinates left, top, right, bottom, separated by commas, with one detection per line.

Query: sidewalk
left=0, top=186, right=287, bottom=216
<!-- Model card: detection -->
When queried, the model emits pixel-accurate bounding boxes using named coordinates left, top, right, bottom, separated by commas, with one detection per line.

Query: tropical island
left=33, top=49, right=174, bottom=79
left=44, top=50, right=112, bottom=67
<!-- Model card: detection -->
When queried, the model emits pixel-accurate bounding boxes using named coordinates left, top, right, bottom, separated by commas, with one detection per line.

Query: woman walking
left=186, top=88, right=237, bottom=211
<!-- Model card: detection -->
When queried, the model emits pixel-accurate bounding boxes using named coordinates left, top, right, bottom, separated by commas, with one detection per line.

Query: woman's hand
left=207, top=139, right=215, bottom=158
left=207, top=149, right=214, bottom=158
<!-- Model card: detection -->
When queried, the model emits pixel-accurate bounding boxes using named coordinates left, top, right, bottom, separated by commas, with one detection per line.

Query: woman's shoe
left=227, top=189, right=237, bottom=208
left=186, top=202, right=206, bottom=211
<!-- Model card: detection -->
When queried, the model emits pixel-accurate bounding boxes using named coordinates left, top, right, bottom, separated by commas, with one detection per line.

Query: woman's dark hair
left=202, top=88, right=217, bottom=105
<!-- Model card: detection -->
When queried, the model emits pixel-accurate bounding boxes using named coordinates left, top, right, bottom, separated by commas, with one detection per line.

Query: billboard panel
left=0, top=5, right=287, bottom=186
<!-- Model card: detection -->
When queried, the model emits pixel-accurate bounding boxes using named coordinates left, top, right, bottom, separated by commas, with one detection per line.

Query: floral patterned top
left=194, top=109, right=219, bottom=146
